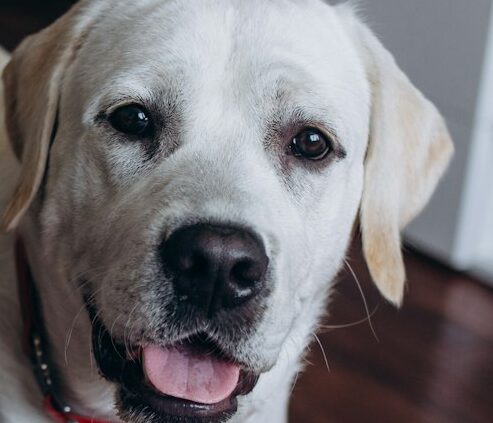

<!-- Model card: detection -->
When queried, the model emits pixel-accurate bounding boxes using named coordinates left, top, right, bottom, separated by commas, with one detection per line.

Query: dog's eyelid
left=315, top=126, right=345, bottom=159
left=99, top=99, right=148, bottom=117
left=319, top=125, right=347, bottom=161
left=88, top=92, right=149, bottom=120
left=330, top=136, right=347, bottom=161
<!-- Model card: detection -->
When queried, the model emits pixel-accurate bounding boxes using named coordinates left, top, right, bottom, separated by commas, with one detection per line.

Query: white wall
left=453, top=1, right=493, bottom=284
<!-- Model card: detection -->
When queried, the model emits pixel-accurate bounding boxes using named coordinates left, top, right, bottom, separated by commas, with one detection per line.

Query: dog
left=0, top=1, right=453, bottom=422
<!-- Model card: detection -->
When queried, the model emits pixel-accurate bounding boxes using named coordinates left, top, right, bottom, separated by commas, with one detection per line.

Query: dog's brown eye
left=290, top=128, right=332, bottom=161
left=109, top=105, right=151, bottom=136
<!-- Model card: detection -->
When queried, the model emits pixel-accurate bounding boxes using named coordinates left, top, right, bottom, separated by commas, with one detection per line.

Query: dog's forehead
left=75, top=0, right=367, bottom=126
left=89, top=0, right=347, bottom=59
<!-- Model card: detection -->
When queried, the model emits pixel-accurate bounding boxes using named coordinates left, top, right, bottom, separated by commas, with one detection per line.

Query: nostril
left=231, top=260, right=264, bottom=288
left=176, top=255, right=195, bottom=273
left=177, top=252, right=209, bottom=276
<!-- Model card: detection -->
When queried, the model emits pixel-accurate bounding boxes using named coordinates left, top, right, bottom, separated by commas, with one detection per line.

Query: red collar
left=43, top=396, right=109, bottom=423
left=15, top=239, right=110, bottom=423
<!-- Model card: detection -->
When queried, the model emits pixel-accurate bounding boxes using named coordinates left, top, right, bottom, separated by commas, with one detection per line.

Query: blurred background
left=1, top=1, right=492, bottom=422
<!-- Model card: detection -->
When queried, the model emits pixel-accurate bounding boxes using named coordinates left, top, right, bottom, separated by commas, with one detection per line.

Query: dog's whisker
left=344, top=259, right=379, bottom=342
left=51, top=257, right=127, bottom=290
left=71, top=264, right=125, bottom=289
left=289, top=370, right=301, bottom=397
left=313, top=333, right=330, bottom=373
left=126, top=323, right=137, bottom=359
left=89, top=306, right=104, bottom=374
left=123, top=303, right=140, bottom=359
left=109, top=313, right=126, bottom=361
left=95, top=283, right=110, bottom=362
left=64, top=303, right=90, bottom=367
left=63, top=285, right=105, bottom=367
left=319, top=304, right=380, bottom=332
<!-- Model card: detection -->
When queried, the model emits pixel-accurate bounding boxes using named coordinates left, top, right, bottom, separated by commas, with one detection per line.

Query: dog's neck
left=19, top=222, right=120, bottom=422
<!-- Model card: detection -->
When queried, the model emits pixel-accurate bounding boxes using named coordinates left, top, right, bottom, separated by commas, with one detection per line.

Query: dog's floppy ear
left=1, top=1, right=101, bottom=231
left=346, top=12, right=454, bottom=305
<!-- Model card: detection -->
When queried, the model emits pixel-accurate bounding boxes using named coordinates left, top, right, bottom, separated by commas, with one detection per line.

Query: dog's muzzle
left=90, top=223, right=270, bottom=422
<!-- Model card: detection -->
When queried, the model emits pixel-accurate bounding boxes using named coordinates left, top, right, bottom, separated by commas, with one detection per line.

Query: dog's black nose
left=160, top=224, right=269, bottom=313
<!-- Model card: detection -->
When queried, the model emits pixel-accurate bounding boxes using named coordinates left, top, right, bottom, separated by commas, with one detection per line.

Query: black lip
left=88, top=309, right=259, bottom=422
left=120, top=384, right=237, bottom=421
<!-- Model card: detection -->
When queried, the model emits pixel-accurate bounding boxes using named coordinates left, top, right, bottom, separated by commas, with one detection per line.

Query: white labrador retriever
left=0, top=1, right=453, bottom=422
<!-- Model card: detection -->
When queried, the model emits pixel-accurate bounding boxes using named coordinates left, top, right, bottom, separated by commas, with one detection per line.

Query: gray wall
left=336, top=0, right=492, bottom=262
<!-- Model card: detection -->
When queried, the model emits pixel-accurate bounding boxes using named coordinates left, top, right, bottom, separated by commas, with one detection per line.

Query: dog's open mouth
left=91, top=316, right=259, bottom=422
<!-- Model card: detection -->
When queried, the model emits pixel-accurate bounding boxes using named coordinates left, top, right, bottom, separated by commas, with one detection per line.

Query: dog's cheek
left=93, top=253, right=164, bottom=341
left=258, top=165, right=363, bottom=359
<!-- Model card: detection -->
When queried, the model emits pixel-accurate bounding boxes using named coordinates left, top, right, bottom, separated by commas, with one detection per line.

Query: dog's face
left=2, top=1, right=453, bottom=422
left=50, top=0, right=368, bottom=362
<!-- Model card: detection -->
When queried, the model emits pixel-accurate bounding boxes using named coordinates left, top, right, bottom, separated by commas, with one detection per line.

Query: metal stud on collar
left=31, top=332, right=73, bottom=418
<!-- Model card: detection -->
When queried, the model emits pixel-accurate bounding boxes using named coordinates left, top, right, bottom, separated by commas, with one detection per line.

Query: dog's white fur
left=0, top=1, right=453, bottom=422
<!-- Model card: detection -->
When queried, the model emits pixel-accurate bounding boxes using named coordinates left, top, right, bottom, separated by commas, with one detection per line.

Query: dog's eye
left=109, top=105, right=151, bottom=136
left=290, top=128, right=332, bottom=161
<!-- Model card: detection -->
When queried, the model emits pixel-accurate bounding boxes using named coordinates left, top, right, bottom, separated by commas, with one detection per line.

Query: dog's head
left=2, top=0, right=453, bottom=422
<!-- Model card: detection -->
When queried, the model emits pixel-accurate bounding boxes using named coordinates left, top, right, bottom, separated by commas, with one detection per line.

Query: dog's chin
left=90, top=315, right=259, bottom=423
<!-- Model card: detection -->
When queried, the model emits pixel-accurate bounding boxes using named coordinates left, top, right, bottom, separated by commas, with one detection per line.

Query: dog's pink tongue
left=142, top=345, right=240, bottom=405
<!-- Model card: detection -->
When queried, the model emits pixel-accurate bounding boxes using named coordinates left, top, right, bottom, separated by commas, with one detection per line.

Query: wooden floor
left=2, top=3, right=493, bottom=423
left=290, top=241, right=493, bottom=423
